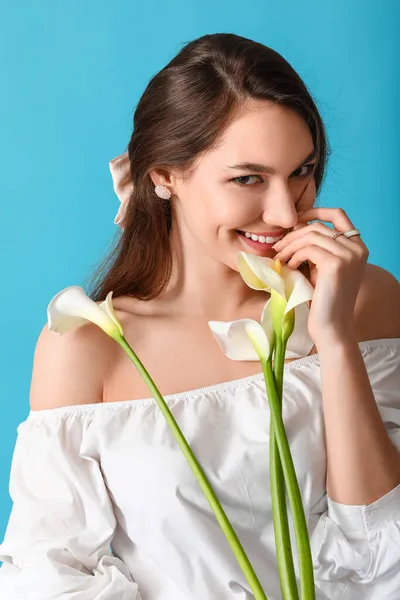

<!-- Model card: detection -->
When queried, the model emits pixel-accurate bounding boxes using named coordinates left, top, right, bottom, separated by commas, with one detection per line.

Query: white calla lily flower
left=209, top=252, right=315, bottom=362
left=238, top=252, right=286, bottom=297
left=238, top=251, right=314, bottom=306
left=209, top=301, right=313, bottom=362
left=47, top=286, right=124, bottom=341
left=209, top=311, right=273, bottom=362
left=238, top=252, right=314, bottom=342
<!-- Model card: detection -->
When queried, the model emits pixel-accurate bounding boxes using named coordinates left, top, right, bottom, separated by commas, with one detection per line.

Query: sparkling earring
left=154, top=184, right=171, bottom=200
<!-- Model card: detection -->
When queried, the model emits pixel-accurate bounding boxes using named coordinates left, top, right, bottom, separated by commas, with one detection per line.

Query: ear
left=148, top=167, right=175, bottom=188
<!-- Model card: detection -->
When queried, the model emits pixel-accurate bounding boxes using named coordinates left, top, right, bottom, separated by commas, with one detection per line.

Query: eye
left=231, top=175, right=264, bottom=186
left=290, top=163, right=315, bottom=178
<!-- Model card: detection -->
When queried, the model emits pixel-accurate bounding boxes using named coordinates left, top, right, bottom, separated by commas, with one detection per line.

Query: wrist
left=313, top=327, right=358, bottom=352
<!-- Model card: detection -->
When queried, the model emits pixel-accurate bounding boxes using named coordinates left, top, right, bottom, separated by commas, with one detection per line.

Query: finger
left=334, top=233, right=370, bottom=259
left=292, top=221, right=308, bottom=232
left=275, top=231, right=352, bottom=263
left=298, top=207, right=355, bottom=232
left=274, top=221, right=335, bottom=250
left=297, top=207, right=368, bottom=253
left=286, top=245, right=338, bottom=270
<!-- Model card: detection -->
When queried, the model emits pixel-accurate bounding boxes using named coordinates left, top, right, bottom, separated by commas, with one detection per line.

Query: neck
left=158, top=224, right=268, bottom=320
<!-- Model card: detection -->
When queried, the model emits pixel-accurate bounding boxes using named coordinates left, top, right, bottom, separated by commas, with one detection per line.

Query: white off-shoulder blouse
left=0, top=338, right=399, bottom=600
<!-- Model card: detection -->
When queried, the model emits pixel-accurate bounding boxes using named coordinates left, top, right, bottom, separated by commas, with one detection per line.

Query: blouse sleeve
left=309, top=339, right=400, bottom=600
left=0, top=409, right=142, bottom=600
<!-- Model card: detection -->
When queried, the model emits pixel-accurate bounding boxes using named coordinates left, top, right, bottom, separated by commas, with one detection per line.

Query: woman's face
left=170, top=100, right=317, bottom=271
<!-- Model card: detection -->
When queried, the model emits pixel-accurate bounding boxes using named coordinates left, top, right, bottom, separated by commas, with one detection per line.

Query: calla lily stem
left=117, top=335, right=269, bottom=600
left=270, top=336, right=299, bottom=600
left=262, top=355, right=316, bottom=600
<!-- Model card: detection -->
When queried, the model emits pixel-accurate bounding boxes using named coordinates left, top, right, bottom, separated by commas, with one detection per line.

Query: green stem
left=118, top=335, right=269, bottom=600
left=262, top=356, right=315, bottom=600
left=270, top=336, right=299, bottom=600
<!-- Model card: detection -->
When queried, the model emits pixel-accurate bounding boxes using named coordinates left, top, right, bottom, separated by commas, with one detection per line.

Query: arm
left=0, top=323, right=141, bottom=599
left=317, top=265, right=400, bottom=505
left=308, top=268, right=400, bottom=599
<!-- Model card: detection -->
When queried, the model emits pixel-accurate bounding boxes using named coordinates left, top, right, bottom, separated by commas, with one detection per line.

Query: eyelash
left=231, top=163, right=315, bottom=186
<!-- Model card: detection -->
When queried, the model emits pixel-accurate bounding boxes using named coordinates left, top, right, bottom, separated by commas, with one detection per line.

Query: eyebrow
left=227, top=149, right=316, bottom=175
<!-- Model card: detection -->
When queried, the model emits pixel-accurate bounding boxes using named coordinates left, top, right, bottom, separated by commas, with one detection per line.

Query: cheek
left=190, top=185, right=253, bottom=231
left=213, top=189, right=262, bottom=229
left=178, top=179, right=261, bottom=234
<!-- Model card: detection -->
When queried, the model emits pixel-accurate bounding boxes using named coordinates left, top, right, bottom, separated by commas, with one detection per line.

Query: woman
left=0, top=33, right=399, bottom=600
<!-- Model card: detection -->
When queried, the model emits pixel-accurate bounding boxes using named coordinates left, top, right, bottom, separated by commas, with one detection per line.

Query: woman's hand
left=272, top=207, right=370, bottom=345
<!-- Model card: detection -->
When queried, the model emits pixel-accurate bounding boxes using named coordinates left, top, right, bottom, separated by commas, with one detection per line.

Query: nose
left=260, top=181, right=299, bottom=229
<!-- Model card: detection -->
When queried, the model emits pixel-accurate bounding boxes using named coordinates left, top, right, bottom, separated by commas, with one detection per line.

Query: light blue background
left=0, top=1, right=399, bottom=543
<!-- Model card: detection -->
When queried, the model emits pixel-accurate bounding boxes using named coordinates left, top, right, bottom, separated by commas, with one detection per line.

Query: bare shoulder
left=355, top=263, right=400, bottom=341
left=29, top=294, right=154, bottom=411
left=30, top=320, right=117, bottom=411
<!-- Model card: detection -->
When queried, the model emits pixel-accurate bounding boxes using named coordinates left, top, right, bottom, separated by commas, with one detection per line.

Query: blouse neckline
left=27, top=338, right=399, bottom=416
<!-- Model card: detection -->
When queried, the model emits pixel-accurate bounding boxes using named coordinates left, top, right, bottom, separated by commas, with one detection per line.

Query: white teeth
left=265, top=236, right=283, bottom=243
left=241, top=231, right=284, bottom=244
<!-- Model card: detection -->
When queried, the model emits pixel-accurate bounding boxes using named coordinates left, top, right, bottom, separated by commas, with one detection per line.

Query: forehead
left=208, top=100, right=314, bottom=169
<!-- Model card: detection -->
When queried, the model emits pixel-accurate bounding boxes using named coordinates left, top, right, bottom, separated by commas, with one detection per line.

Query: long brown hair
left=87, top=33, right=331, bottom=302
